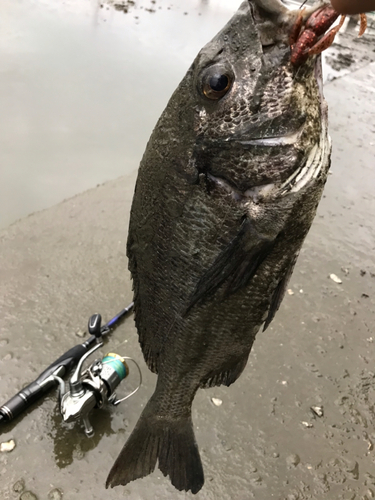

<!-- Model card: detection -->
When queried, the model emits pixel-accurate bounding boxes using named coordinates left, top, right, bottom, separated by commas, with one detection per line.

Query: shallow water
left=2, top=0, right=371, bottom=230
left=0, top=0, right=238, bottom=229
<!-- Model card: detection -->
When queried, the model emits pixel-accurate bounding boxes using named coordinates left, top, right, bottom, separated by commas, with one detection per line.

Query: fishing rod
left=0, top=302, right=140, bottom=436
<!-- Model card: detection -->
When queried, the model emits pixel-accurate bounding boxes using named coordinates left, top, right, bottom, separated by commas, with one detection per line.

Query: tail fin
left=105, top=403, right=204, bottom=494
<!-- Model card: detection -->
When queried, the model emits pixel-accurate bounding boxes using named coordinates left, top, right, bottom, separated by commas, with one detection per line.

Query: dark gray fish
left=106, top=0, right=331, bottom=494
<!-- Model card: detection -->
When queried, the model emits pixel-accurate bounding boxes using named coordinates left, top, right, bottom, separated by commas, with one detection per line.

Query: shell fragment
left=1, top=439, right=16, bottom=452
left=329, top=273, right=342, bottom=284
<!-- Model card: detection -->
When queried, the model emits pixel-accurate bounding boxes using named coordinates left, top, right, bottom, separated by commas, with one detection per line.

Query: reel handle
left=88, top=314, right=102, bottom=342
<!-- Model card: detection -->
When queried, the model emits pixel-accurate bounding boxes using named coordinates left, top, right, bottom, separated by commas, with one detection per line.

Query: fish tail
left=105, top=401, right=204, bottom=494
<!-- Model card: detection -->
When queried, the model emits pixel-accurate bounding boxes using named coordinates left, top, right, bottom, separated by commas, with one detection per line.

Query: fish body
left=107, top=0, right=331, bottom=494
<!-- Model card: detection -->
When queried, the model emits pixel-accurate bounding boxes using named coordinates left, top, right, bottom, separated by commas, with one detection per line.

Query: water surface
left=1, top=0, right=237, bottom=228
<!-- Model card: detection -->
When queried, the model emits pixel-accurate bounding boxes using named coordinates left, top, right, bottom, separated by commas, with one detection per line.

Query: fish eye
left=201, top=66, right=233, bottom=100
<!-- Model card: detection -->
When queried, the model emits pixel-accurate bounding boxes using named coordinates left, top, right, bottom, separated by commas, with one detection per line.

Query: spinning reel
left=52, top=314, right=142, bottom=437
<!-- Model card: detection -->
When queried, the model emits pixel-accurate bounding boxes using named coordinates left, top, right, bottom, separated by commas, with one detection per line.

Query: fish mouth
left=208, top=58, right=330, bottom=203
left=281, top=57, right=330, bottom=195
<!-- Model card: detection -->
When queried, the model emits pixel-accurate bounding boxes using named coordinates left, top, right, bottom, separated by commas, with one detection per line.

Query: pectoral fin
left=263, top=252, right=298, bottom=331
left=186, top=219, right=276, bottom=313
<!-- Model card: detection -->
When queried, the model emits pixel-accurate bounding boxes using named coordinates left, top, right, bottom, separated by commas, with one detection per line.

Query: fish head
left=188, top=0, right=330, bottom=203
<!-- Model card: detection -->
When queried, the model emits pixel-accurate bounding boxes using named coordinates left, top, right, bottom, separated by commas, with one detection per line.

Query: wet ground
left=1, top=2, right=375, bottom=500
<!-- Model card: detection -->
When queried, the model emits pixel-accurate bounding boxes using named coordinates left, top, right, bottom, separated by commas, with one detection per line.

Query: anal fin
left=200, top=354, right=250, bottom=388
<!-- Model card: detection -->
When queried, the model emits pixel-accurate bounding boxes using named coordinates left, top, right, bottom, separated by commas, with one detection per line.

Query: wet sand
left=1, top=4, right=375, bottom=500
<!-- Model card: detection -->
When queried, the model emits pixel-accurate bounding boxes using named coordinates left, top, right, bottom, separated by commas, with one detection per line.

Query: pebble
left=364, top=472, right=375, bottom=486
left=311, top=406, right=324, bottom=417
left=287, top=289, right=294, bottom=295
left=12, top=479, right=25, bottom=493
left=75, top=329, right=86, bottom=338
left=287, top=494, right=299, bottom=500
left=346, top=460, right=359, bottom=480
left=48, top=488, right=63, bottom=500
left=20, top=492, right=38, bottom=500
left=301, top=421, right=314, bottom=428
left=0, top=439, right=15, bottom=452
left=330, top=273, right=342, bottom=284
left=211, top=398, right=222, bottom=407
left=286, top=454, right=300, bottom=467
left=72, top=444, right=84, bottom=461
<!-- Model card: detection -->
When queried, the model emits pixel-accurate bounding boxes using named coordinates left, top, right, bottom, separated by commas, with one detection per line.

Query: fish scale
left=106, top=0, right=331, bottom=494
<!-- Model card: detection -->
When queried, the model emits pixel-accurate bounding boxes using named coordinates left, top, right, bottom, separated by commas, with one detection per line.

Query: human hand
left=330, top=0, right=375, bottom=14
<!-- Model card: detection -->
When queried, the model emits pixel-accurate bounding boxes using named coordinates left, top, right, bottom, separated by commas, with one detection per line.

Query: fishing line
left=101, top=356, right=142, bottom=404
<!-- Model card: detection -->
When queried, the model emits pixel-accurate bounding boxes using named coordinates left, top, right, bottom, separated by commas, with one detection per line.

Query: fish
left=106, top=0, right=331, bottom=494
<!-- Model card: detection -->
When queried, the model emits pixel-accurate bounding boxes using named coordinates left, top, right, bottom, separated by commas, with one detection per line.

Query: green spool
left=102, top=353, right=129, bottom=381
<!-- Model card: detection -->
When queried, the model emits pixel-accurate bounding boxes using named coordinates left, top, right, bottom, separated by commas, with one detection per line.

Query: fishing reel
left=52, top=314, right=141, bottom=437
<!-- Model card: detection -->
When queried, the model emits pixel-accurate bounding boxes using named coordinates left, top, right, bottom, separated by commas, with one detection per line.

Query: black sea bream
left=106, top=0, right=331, bottom=493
